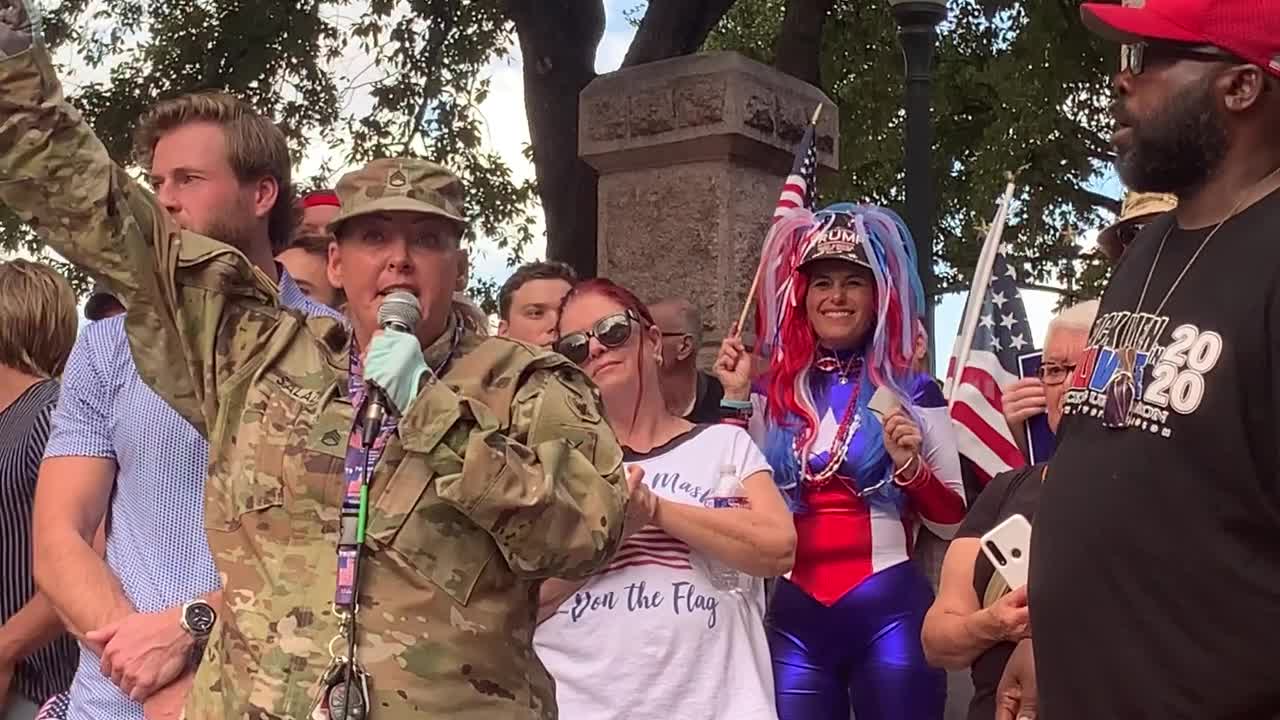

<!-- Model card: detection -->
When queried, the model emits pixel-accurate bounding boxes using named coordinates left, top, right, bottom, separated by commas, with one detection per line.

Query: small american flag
left=343, top=477, right=363, bottom=508
left=754, top=120, right=820, bottom=350
left=947, top=242, right=1032, bottom=483
left=773, top=124, right=819, bottom=223
left=36, top=692, right=70, bottom=720
left=335, top=548, right=358, bottom=604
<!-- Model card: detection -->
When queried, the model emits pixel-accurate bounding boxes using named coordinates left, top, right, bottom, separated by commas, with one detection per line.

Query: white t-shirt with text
left=535, top=424, right=778, bottom=720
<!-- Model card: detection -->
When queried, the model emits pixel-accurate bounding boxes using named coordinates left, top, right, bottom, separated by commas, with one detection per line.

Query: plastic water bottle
left=704, top=464, right=750, bottom=593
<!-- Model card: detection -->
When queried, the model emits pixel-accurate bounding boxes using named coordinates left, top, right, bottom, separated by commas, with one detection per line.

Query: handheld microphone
left=361, top=291, right=422, bottom=446
left=376, top=290, right=421, bottom=334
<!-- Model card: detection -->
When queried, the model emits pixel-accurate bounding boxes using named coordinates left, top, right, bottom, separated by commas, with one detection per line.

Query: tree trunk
left=623, top=0, right=738, bottom=67
left=506, top=1, right=605, bottom=277
left=507, top=0, right=741, bottom=278
left=773, top=0, right=835, bottom=86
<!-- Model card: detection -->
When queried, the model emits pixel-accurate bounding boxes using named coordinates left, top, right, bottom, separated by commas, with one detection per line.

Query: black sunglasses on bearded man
left=1118, top=40, right=1240, bottom=76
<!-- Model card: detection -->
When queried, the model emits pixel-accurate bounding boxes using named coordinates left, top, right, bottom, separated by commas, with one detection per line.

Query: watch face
left=185, top=602, right=217, bottom=635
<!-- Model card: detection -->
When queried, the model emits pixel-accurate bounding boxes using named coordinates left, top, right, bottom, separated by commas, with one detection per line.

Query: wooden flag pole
left=734, top=102, right=825, bottom=339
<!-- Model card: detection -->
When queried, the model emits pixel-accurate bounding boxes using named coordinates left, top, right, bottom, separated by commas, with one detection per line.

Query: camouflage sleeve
left=0, top=42, right=266, bottom=435
left=436, top=364, right=629, bottom=580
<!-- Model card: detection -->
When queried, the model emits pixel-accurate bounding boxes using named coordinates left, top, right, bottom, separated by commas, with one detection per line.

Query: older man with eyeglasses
left=999, top=303, right=1100, bottom=453
left=648, top=299, right=725, bottom=424
left=922, top=300, right=1097, bottom=720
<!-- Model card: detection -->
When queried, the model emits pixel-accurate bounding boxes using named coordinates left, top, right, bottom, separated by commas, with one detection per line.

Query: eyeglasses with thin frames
left=1036, top=363, right=1077, bottom=387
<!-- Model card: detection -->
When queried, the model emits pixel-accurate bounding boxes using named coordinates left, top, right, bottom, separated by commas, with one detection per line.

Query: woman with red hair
left=716, top=203, right=966, bottom=720
left=534, top=279, right=795, bottom=720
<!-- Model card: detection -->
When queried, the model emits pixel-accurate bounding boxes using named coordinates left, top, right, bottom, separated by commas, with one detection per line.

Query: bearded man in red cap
left=997, top=1, right=1280, bottom=718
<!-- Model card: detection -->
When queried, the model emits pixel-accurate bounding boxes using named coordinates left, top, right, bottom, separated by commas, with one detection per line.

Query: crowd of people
left=1, top=0, right=1279, bottom=719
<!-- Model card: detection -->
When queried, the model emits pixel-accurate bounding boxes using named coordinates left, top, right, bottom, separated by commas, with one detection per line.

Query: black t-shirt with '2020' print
left=1032, top=187, right=1280, bottom=719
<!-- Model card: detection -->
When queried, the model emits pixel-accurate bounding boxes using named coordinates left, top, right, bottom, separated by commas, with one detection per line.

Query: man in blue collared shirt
left=30, top=90, right=342, bottom=720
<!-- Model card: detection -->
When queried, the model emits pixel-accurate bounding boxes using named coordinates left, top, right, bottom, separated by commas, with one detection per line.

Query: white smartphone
left=979, top=513, right=1032, bottom=590
left=868, top=386, right=901, bottom=421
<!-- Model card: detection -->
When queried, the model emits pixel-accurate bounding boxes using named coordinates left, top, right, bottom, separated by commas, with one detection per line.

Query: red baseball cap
left=1081, top=0, right=1280, bottom=77
left=299, top=189, right=340, bottom=209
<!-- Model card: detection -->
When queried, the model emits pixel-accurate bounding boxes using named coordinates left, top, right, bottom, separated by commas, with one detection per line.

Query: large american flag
left=773, top=123, right=819, bottom=222
left=947, top=243, right=1032, bottom=483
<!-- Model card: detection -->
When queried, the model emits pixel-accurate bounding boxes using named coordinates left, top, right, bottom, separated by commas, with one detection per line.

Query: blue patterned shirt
left=44, top=272, right=341, bottom=720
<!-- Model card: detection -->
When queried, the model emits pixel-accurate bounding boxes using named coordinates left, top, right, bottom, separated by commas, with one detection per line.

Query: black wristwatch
left=180, top=600, right=217, bottom=668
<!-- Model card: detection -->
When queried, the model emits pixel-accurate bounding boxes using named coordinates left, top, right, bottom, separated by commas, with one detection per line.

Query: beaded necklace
left=813, top=352, right=861, bottom=385
left=797, top=356, right=863, bottom=488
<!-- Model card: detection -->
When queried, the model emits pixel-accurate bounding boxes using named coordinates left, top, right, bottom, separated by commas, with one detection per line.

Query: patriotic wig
left=754, top=203, right=927, bottom=508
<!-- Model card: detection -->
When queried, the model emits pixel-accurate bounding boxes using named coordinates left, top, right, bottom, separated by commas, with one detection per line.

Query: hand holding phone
left=980, top=513, right=1032, bottom=590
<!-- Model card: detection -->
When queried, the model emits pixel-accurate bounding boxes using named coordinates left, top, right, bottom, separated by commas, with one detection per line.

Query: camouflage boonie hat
left=328, top=158, right=466, bottom=233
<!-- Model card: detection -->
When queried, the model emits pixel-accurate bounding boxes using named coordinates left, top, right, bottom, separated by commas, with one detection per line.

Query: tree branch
left=773, top=0, right=835, bottom=86
left=504, top=0, right=606, bottom=276
left=1086, top=147, right=1117, bottom=165
left=623, top=0, right=738, bottom=67
left=402, top=0, right=460, bottom=153
left=1077, top=188, right=1122, bottom=214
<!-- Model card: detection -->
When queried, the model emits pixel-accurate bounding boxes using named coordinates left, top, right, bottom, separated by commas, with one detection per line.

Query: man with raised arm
left=0, top=2, right=630, bottom=718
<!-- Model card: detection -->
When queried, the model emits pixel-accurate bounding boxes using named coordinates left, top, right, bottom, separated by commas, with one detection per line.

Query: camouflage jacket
left=0, top=45, right=628, bottom=718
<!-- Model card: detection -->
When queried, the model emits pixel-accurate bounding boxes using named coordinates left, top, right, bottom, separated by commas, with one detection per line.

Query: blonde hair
left=0, top=260, right=78, bottom=378
left=133, top=92, right=294, bottom=253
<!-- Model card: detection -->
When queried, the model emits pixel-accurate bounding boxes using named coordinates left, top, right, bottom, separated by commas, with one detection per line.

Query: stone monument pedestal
left=579, top=52, right=838, bottom=364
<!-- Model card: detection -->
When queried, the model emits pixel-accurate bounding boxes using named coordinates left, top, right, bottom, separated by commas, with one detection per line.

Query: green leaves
left=4, top=0, right=538, bottom=294
left=4, top=0, right=1120, bottom=307
left=709, top=0, right=1120, bottom=304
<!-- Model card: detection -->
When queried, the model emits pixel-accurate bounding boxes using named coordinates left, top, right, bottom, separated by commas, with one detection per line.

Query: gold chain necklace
left=1133, top=165, right=1280, bottom=320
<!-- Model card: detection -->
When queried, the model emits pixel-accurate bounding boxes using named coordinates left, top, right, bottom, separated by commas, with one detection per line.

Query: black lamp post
left=890, top=0, right=946, bottom=364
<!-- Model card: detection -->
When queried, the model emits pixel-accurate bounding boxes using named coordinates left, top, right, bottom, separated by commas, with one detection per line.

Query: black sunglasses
left=1120, top=42, right=1238, bottom=76
left=555, top=310, right=641, bottom=365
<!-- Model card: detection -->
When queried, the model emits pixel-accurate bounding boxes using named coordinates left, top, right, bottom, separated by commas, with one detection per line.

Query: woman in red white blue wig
left=716, top=202, right=966, bottom=720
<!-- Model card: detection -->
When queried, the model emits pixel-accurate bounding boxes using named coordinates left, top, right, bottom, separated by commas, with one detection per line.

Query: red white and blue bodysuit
left=749, top=361, right=964, bottom=720
left=743, top=204, right=966, bottom=720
